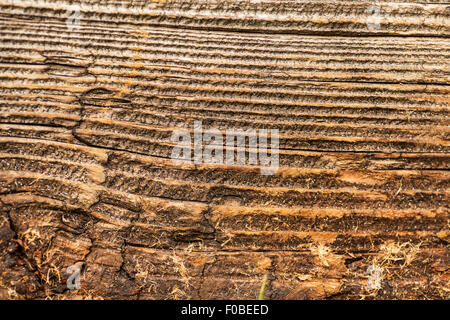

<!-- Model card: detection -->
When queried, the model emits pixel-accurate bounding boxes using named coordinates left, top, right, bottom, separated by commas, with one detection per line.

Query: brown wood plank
left=1, top=0, right=449, bottom=36
left=0, top=0, right=448, bottom=300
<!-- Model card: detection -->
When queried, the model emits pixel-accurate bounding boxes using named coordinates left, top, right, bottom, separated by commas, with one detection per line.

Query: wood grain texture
left=0, top=0, right=448, bottom=300
left=1, top=0, right=449, bottom=36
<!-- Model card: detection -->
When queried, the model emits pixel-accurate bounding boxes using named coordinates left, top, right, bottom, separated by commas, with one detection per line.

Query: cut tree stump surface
left=0, top=0, right=448, bottom=299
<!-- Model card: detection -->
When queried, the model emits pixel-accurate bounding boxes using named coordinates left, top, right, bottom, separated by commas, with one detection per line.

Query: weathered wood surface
left=0, top=0, right=448, bottom=299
